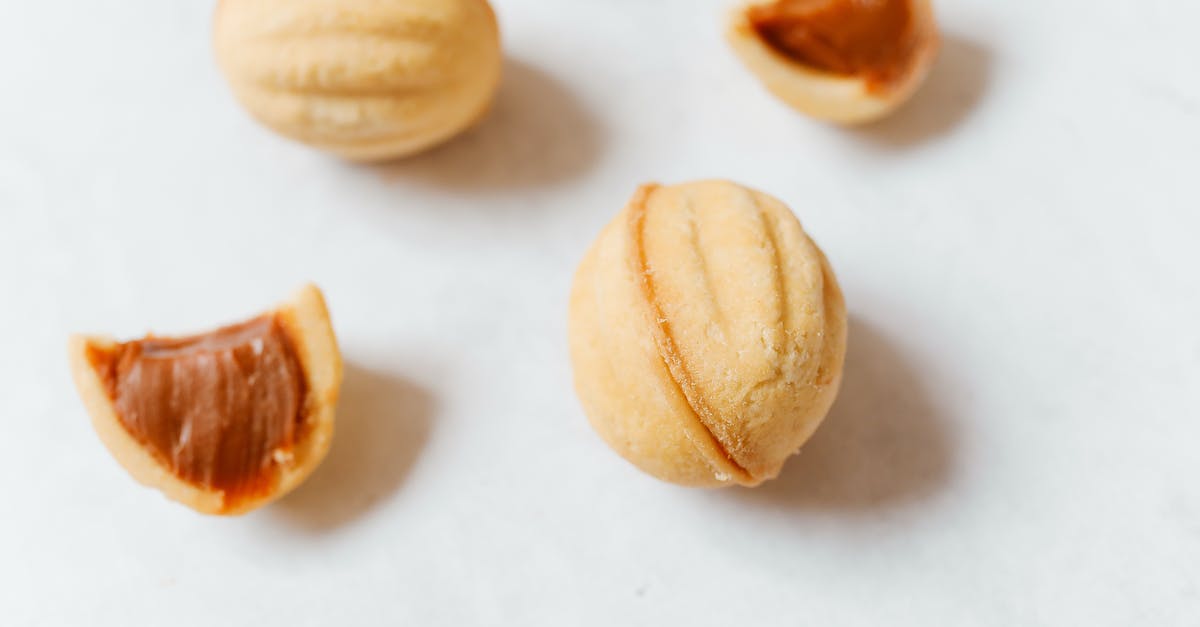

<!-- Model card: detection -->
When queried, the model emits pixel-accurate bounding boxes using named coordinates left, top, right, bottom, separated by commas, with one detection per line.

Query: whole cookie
left=568, top=180, right=847, bottom=487
left=214, top=0, right=502, bottom=161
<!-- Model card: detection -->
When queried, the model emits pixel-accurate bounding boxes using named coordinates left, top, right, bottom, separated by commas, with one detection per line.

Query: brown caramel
left=88, top=314, right=307, bottom=502
left=747, top=0, right=917, bottom=92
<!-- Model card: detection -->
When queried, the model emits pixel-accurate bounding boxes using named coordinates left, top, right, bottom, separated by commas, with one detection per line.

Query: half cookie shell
left=69, top=284, right=342, bottom=515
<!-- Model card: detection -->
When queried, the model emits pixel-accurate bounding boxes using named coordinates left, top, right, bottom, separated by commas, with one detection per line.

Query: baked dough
left=727, top=0, right=939, bottom=124
left=214, top=0, right=503, bottom=161
left=568, top=181, right=847, bottom=487
left=69, top=284, right=343, bottom=515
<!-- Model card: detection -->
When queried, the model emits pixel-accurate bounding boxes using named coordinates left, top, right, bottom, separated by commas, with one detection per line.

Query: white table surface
left=2, top=1, right=1198, bottom=624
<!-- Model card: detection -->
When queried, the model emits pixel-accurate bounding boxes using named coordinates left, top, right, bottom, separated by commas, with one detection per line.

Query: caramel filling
left=88, top=314, right=307, bottom=503
left=747, top=0, right=917, bottom=92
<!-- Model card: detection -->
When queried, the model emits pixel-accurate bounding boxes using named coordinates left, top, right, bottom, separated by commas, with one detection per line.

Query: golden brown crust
left=626, top=185, right=757, bottom=485
left=726, top=0, right=940, bottom=124
left=569, top=181, right=848, bottom=487
left=569, top=200, right=736, bottom=486
left=69, top=283, right=343, bottom=515
left=213, top=0, right=503, bottom=161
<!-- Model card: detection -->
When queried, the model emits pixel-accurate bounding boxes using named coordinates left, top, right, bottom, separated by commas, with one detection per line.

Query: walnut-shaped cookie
left=214, top=0, right=503, bottom=160
left=569, top=181, right=847, bottom=487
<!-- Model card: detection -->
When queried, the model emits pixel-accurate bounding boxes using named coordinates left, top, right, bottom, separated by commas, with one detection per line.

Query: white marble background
left=1, top=0, right=1197, bottom=625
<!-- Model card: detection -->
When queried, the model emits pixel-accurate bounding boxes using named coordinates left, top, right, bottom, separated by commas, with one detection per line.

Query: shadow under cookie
left=270, top=363, right=435, bottom=532
left=853, top=34, right=993, bottom=148
left=730, top=317, right=956, bottom=511
left=372, top=57, right=605, bottom=192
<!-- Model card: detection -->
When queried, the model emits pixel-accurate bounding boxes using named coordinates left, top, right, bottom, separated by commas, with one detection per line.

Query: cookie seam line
left=628, top=184, right=754, bottom=484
